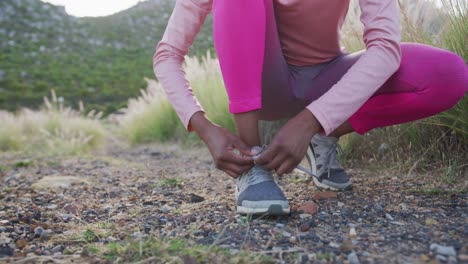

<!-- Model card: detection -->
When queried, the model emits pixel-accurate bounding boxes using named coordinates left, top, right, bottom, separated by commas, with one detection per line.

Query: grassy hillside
left=0, top=0, right=214, bottom=114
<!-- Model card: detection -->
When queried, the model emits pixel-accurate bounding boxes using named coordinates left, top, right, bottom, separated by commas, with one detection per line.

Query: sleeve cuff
left=183, top=107, right=205, bottom=132
left=306, top=103, right=333, bottom=136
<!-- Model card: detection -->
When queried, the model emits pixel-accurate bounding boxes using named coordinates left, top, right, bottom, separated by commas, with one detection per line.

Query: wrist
left=298, top=109, right=322, bottom=135
left=190, top=112, right=217, bottom=140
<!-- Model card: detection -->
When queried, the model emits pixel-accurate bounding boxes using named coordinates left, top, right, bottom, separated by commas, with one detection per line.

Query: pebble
left=341, top=239, right=354, bottom=252
left=161, top=205, right=173, bottom=214
left=437, top=255, right=447, bottom=262
left=47, top=204, right=57, bottom=209
left=34, top=227, right=44, bottom=237
left=299, top=214, right=312, bottom=219
left=0, top=236, right=11, bottom=246
left=282, top=231, right=291, bottom=237
left=131, top=232, right=146, bottom=240
left=289, top=236, right=297, bottom=244
left=398, top=203, right=408, bottom=211
left=275, top=223, right=285, bottom=229
left=0, top=227, right=6, bottom=233
left=447, top=256, right=457, bottom=264
left=349, top=227, right=357, bottom=238
left=337, top=202, right=344, bottom=207
left=430, top=243, right=456, bottom=257
left=15, top=239, right=27, bottom=249
left=0, top=246, right=14, bottom=257
left=188, top=193, right=205, bottom=203
left=459, top=255, right=468, bottom=261
left=385, top=213, right=394, bottom=221
left=348, top=251, right=360, bottom=264
left=299, top=222, right=312, bottom=232
left=329, top=242, right=340, bottom=248
left=61, top=214, right=72, bottom=221
left=296, top=202, right=319, bottom=215
left=40, top=229, right=51, bottom=241
left=312, top=191, right=338, bottom=200
left=52, top=245, right=63, bottom=253
left=63, top=204, right=79, bottom=215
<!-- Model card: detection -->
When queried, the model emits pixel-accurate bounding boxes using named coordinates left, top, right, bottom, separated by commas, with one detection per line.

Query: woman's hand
left=190, top=112, right=254, bottom=178
left=254, top=110, right=321, bottom=176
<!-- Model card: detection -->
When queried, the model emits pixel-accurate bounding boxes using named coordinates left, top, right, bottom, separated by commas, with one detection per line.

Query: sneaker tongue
left=237, top=165, right=273, bottom=195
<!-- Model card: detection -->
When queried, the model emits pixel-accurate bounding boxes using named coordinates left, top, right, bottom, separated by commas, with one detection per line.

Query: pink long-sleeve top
left=153, top=0, right=401, bottom=135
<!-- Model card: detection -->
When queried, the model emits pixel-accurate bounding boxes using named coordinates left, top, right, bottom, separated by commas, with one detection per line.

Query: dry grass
left=0, top=91, right=107, bottom=155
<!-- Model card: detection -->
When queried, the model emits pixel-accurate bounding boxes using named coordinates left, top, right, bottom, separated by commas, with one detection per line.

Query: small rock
left=161, top=205, right=173, bottom=214
left=385, top=213, right=394, bottom=221
left=296, top=202, right=319, bottom=215
left=299, top=222, right=311, bottom=232
left=188, top=193, right=205, bottom=203
left=15, top=239, right=27, bottom=249
left=299, top=214, right=312, bottom=219
left=0, top=227, right=5, bottom=233
left=348, top=251, right=360, bottom=264
left=0, top=236, right=11, bottom=245
left=0, top=246, right=14, bottom=257
left=63, top=204, right=79, bottom=215
left=374, top=203, right=384, bottom=212
left=131, top=232, right=146, bottom=240
left=340, top=239, right=354, bottom=252
left=437, top=255, right=447, bottom=262
left=282, top=231, right=291, bottom=237
left=312, top=191, right=338, bottom=200
left=447, top=256, right=457, bottom=264
left=34, top=227, right=44, bottom=237
left=349, top=227, right=357, bottom=238
left=329, top=242, right=340, bottom=248
left=32, top=176, right=88, bottom=189
left=337, top=202, right=344, bottom=207
left=459, top=255, right=468, bottom=261
left=47, top=204, right=57, bottom=210
left=420, top=254, right=430, bottom=262
left=52, top=245, right=63, bottom=253
left=289, top=236, right=297, bottom=244
left=40, top=229, right=51, bottom=241
left=275, top=223, right=285, bottom=229
left=398, top=203, right=408, bottom=211
left=61, top=214, right=72, bottom=221
left=425, top=218, right=438, bottom=226
left=430, top=243, right=456, bottom=257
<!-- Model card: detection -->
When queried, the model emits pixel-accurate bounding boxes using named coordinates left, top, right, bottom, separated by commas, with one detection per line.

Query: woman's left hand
left=254, top=109, right=321, bottom=176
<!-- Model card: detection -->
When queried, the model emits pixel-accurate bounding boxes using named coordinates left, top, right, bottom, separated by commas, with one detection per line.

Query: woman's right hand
left=190, top=112, right=254, bottom=178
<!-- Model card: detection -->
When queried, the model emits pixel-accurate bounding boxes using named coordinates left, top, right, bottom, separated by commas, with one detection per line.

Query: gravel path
left=0, top=144, right=466, bottom=263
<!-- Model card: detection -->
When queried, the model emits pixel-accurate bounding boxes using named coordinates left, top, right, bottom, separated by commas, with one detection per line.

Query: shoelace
left=296, top=142, right=344, bottom=179
left=321, top=142, right=344, bottom=179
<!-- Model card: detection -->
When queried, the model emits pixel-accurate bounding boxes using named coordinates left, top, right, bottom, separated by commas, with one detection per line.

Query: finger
left=223, top=151, right=254, bottom=166
left=276, top=160, right=296, bottom=176
left=224, top=169, right=239, bottom=178
left=219, top=161, right=252, bottom=176
left=264, top=154, right=285, bottom=172
left=232, top=137, right=254, bottom=156
left=254, top=145, right=277, bottom=165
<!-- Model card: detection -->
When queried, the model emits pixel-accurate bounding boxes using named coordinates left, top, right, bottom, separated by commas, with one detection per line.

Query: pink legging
left=212, top=0, right=468, bottom=134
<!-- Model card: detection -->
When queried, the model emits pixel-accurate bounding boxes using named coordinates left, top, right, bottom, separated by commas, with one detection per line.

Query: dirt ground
left=0, top=143, right=466, bottom=263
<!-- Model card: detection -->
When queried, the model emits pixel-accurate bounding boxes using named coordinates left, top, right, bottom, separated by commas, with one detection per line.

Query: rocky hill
left=0, top=0, right=214, bottom=113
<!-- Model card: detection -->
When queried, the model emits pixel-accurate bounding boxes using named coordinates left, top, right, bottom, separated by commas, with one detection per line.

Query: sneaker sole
left=237, top=204, right=290, bottom=215
left=312, top=176, right=352, bottom=191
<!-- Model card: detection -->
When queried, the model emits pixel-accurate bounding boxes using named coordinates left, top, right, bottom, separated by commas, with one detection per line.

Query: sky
left=41, top=0, right=446, bottom=17
left=40, top=0, right=143, bottom=17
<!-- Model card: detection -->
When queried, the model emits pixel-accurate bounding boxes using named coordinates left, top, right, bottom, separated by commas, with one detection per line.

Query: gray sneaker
left=236, top=164, right=290, bottom=215
left=297, top=134, right=352, bottom=191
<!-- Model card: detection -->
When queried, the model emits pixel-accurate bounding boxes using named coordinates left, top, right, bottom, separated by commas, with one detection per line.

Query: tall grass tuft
left=0, top=90, right=107, bottom=155
left=117, top=53, right=234, bottom=144
left=341, top=0, right=467, bottom=174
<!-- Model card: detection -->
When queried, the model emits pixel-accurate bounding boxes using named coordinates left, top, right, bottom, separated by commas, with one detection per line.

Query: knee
left=431, top=51, right=468, bottom=109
